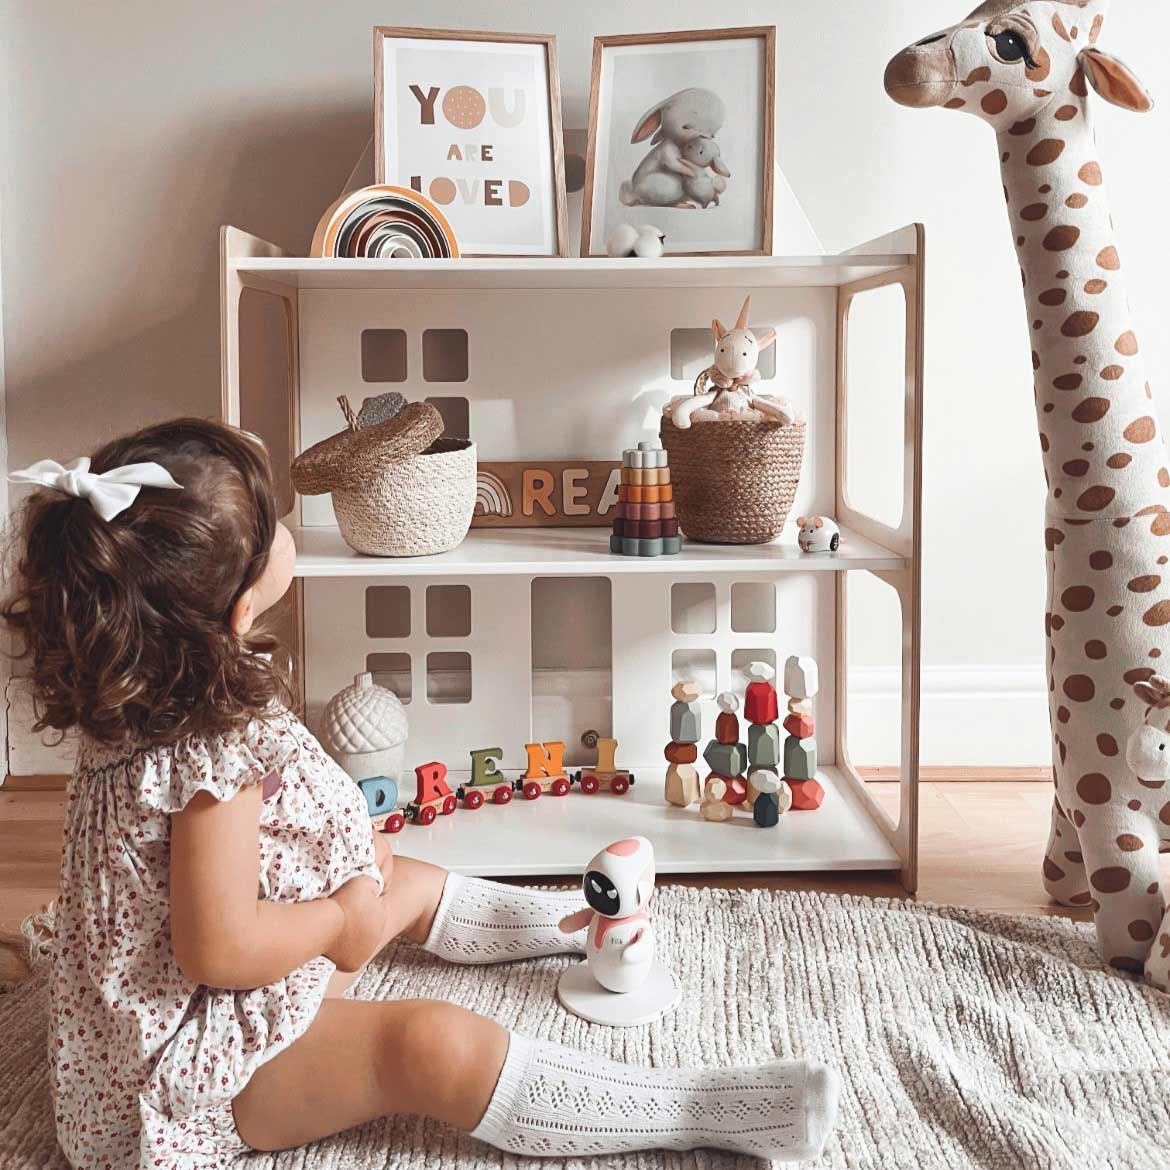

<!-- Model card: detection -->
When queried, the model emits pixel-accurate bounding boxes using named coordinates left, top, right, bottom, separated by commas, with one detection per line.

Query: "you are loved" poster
left=377, top=31, right=565, bottom=256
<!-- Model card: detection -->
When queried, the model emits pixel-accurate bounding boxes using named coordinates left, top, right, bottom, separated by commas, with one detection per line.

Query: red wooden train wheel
left=442, top=795, right=457, bottom=816
left=418, top=805, right=437, bottom=826
left=493, top=785, right=512, bottom=805
left=385, top=812, right=405, bottom=834
left=465, top=790, right=484, bottom=810
left=611, top=777, right=630, bottom=795
left=551, top=777, right=570, bottom=797
left=522, top=781, right=542, bottom=801
left=580, top=774, right=599, bottom=794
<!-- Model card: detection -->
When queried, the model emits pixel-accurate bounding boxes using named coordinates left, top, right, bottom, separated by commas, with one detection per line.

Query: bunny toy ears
left=9, top=457, right=183, bottom=521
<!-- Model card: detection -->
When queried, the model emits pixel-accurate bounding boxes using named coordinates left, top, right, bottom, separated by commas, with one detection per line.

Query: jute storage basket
left=660, top=417, right=806, bottom=545
left=292, top=399, right=476, bottom=557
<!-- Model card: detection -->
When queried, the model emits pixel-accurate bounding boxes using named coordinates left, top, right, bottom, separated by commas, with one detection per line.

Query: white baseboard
left=847, top=664, right=1052, bottom=767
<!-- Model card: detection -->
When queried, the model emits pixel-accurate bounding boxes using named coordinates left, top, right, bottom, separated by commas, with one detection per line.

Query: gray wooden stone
left=670, top=700, right=702, bottom=744
left=783, top=735, right=818, bottom=780
left=703, top=739, right=746, bottom=777
left=748, top=723, right=781, bottom=769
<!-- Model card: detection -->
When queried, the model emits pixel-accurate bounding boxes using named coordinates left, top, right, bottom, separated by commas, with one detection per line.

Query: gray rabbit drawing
left=619, top=88, right=731, bottom=209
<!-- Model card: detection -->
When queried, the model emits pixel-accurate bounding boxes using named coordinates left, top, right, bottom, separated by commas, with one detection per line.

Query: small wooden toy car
left=574, top=736, right=635, bottom=796
left=517, top=741, right=572, bottom=800
left=407, top=760, right=458, bottom=825
left=457, top=747, right=514, bottom=809
left=358, top=776, right=406, bottom=834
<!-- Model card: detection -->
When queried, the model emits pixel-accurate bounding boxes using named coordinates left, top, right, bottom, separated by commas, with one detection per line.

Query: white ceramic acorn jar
left=321, top=672, right=409, bottom=783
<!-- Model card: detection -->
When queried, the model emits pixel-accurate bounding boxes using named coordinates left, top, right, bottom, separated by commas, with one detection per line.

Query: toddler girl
left=4, top=418, right=840, bottom=1168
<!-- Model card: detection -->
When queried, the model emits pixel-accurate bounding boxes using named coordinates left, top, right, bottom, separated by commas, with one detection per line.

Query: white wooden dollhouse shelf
left=220, top=222, right=924, bottom=889
left=291, top=523, right=906, bottom=578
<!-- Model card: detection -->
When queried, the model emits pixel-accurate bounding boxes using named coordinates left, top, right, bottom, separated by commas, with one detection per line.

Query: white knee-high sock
left=422, top=873, right=586, bottom=964
left=471, top=1034, right=840, bottom=1161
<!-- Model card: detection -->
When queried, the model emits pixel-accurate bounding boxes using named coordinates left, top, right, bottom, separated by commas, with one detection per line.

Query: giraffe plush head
left=884, top=1, right=1152, bottom=123
left=1126, top=675, right=1170, bottom=784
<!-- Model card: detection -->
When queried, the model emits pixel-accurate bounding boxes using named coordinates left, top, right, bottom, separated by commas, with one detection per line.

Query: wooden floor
left=1, top=771, right=1112, bottom=946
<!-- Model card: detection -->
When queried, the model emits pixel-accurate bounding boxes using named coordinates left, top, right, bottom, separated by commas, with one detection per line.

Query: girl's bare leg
left=232, top=997, right=508, bottom=1149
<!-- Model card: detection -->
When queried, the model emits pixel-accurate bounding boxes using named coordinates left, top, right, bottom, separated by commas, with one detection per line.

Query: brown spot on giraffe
left=1153, top=514, right=1170, bottom=537
left=1056, top=704, right=1070, bottom=723
left=1085, top=279, right=1107, bottom=295
left=1079, top=162, right=1104, bottom=186
left=1162, top=802, right=1170, bottom=826
left=1107, top=453, right=1132, bottom=470
left=1044, top=226, right=1081, bottom=252
left=1066, top=193, right=1089, bottom=209
left=982, top=90, right=1009, bottom=115
left=1143, top=601, right=1170, bottom=628
left=1117, top=834, right=1143, bottom=852
left=1044, top=527, right=1065, bottom=550
left=1054, top=105, right=1078, bottom=122
left=1062, top=459, right=1089, bottom=478
left=1062, top=585, right=1094, bottom=611
left=1098, top=245, right=1121, bottom=270
left=1085, top=640, right=1107, bottom=660
left=1124, top=417, right=1157, bottom=443
left=963, top=66, right=992, bottom=86
left=1090, top=551, right=1113, bottom=570
left=1129, top=920, right=1155, bottom=942
left=1062, top=311, right=1098, bottom=337
left=1116, top=331, right=1139, bottom=355
left=1124, top=668, right=1156, bottom=685
left=1021, top=203, right=1048, bottom=221
left=1070, top=67, right=1089, bottom=98
left=1040, top=289, right=1067, bottom=307
left=1161, top=469, right=1170, bottom=489
left=1077, top=773, right=1112, bottom=804
left=1091, top=867, right=1132, bottom=894
left=1043, top=857, right=1065, bottom=882
left=1129, top=576, right=1161, bottom=593
left=1052, top=13, right=1072, bottom=41
left=1064, top=675, right=1096, bottom=702
left=1054, top=374, right=1082, bottom=391
left=1025, top=48, right=1052, bottom=82
left=1097, top=733, right=1119, bottom=757
left=945, top=98, right=967, bottom=109
left=1073, top=398, right=1110, bottom=423
left=1101, top=365, right=1124, bottom=381
left=1009, top=118, right=1036, bottom=136
left=1028, top=141, right=1067, bottom=168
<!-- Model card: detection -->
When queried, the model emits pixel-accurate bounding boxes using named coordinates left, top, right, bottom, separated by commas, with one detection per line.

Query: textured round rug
left=2, top=888, right=1169, bottom=1169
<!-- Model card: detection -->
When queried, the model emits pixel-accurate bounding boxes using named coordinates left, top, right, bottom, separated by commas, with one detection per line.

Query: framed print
left=375, top=27, right=569, bottom=257
left=582, top=27, right=775, bottom=257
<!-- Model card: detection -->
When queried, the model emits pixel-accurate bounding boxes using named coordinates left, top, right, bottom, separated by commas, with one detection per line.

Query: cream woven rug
left=3, top=888, right=1169, bottom=1169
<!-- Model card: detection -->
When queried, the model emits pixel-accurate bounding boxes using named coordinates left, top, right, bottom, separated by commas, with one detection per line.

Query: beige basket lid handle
left=291, top=400, right=444, bottom=495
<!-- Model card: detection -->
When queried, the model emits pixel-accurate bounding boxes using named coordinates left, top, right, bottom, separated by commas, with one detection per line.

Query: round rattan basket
left=660, top=417, right=806, bottom=545
left=292, top=399, right=476, bottom=557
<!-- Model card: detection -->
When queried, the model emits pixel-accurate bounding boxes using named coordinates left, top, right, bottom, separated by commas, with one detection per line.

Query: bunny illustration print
left=560, top=837, right=656, bottom=994
left=620, top=88, right=728, bottom=210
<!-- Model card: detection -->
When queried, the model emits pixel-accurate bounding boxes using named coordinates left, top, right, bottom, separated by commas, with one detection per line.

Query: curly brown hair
left=1, top=418, right=291, bottom=746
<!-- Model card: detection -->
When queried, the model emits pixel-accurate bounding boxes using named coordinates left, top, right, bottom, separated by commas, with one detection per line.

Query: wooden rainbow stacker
left=609, top=442, right=682, bottom=558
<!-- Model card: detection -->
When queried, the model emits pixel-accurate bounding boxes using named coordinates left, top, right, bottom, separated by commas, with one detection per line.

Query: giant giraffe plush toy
left=886, top=0, right=1170, bottom=985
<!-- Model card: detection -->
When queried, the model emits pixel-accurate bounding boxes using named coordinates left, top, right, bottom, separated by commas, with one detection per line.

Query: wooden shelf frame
left=219, top=224, right=924, bottom=890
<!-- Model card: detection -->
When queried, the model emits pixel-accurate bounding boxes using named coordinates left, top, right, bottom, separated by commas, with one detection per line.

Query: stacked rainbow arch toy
left=311, top=184, right=459, bottom=259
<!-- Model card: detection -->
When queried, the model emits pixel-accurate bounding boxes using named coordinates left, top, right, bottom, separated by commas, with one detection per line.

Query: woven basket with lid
left=660, top=417, right=806, bottom=545
left=292, top=399, right=476, bottom=557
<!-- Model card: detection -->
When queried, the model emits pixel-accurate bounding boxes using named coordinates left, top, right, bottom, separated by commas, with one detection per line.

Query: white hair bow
left=8, top=457, right=183, bottom=521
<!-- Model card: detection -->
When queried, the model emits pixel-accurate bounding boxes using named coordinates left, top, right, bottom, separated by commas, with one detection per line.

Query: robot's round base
left=557, top=959, right=681, bottom=1027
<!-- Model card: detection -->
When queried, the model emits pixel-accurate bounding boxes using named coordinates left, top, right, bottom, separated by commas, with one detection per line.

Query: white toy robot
left=557, top=837, right=681, bottom=1025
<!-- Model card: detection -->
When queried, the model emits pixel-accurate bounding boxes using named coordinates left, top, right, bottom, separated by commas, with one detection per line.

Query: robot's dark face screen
left=584, top=870, right=621, bottom=916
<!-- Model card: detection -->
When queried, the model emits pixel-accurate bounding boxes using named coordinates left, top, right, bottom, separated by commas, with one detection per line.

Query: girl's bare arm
left=169, top=784, right=378, bottom=989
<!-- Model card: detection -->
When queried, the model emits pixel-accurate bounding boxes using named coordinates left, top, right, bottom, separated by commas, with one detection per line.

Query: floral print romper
left=50, top=709, right=382, bottom=1168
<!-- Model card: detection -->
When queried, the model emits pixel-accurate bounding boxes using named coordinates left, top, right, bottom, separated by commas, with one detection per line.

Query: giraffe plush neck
left=887, top=1, right=1170, bottom=985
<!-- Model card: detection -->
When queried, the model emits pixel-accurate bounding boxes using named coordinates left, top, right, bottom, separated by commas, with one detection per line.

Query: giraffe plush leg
left=1146, top=905, right=1170, bottom=992
left=1076, top=810, right=1165, bottom=973
left=1041, top=795, right=1091, bottom=907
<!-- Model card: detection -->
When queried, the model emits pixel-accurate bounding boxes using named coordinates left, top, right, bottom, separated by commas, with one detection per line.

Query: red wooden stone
left=664, top=740, right=698, bottom=764
left=715, top=711, right=740, bottom=745
left=721, top=776, right=749, bottom=806
left=783, top=713, right=815, bottom=739
left=744, top=681, right=779, bottom=725
left=787, top=778, right=825, bottom=810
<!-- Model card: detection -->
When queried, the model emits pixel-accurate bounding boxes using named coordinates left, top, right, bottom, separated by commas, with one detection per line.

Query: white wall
left=2, top=1, right=1168, bottom=765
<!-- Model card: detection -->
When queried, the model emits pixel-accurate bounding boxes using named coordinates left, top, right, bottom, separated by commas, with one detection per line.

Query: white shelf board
left=293, top=523, right=906, bottom=578
left=233, top=254, right=912, bottom=291
left=390, top=767, right=899, bottom=876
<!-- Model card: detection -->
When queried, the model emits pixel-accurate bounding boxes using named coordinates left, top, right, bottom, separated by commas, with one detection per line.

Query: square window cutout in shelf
left=367, top=652, right=411, bottom=703
left=366, top=585, right=410, bottom=638
left=427, top=651, right=472, bottom=704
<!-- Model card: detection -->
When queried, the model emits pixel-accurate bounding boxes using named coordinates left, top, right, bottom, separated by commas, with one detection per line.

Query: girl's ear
left=230, top=588, right=255, bottom=636
left=1080, top=48, right=1154, bottom=112
left=754, top=328, right=777, bottom=352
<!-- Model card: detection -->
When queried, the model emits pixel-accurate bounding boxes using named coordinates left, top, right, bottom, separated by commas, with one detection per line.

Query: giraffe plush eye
left=990, top=29, right=1036, bottom=67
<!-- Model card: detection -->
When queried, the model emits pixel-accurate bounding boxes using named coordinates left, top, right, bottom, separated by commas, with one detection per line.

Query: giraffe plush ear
left=1080, top=48, right=1154, bottom=113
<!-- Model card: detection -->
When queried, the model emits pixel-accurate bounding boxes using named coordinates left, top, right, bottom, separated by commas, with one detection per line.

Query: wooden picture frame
left=582, top=27, right=775, bottom=257
left=374, top=27, right=569, bottom=257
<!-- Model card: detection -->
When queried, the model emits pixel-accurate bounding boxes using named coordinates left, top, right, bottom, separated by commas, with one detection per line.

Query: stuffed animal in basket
left=668, top=295, right=797, bottom=429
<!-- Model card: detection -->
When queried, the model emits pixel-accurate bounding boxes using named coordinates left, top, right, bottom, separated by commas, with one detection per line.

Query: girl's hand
left=325, top=876, right=389, bottom=972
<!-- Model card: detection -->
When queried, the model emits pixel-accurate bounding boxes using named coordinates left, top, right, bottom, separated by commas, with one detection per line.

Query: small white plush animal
left=559, top=836, right=657, bottom=994
left=796, top=516, right=841, bottom=553
left=669, top=295, right=796, bottom=429
left=606, top=223, right=666, bottom=258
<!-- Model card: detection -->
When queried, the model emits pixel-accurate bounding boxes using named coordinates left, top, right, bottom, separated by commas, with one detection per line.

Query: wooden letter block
left=744, top=681, right=779, bottom=725
left=703, top=740, right=746, bottom=777
left=670, top=700, right=702, bottom=744
left=358, top=776, right=399, bottom=817
left=783, top=713, right=815, bottom=739
left=664, top=740, right=698, bottom=764
left=783, top=735, right=818, bottom=780
left=788, top=778, right=825, bottom=810
left=595, top=736, right=618, bottom=773
left=469, top=747, right=504, bottom=787
left=524, top=740, right=566, bottom=779
left=415, top=761, right=452, bottom=803
left=664, top=762, right=701, bottom=808
left=715, top=710, right=741, bottom=745
left=747, top=722, right=781, bottom=769
left=784, top=655, right=820, bottom=701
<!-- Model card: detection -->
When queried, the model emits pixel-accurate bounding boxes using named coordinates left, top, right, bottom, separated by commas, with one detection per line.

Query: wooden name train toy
left=354, top=736, right=636, bottom=833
